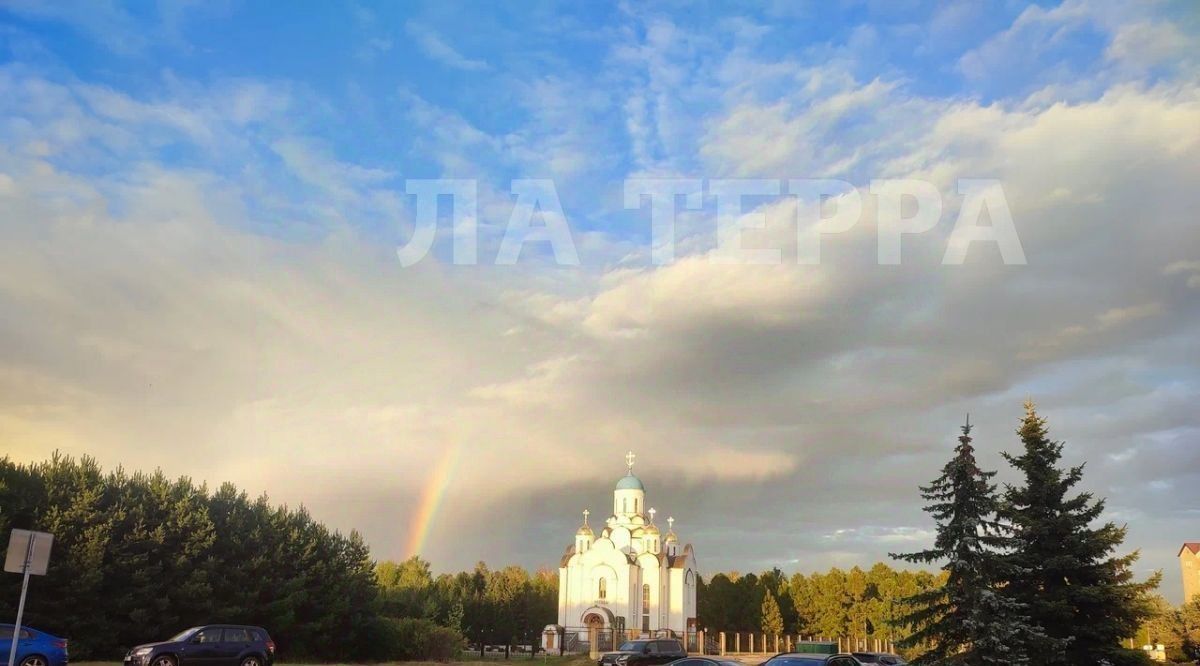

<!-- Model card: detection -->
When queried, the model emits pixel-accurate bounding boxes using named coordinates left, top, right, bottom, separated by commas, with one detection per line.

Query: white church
left=552, top=452, right=698, bottom=639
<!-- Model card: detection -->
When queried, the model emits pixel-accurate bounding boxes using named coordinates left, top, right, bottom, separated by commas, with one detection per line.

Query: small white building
left=555, top=452, right=697, bottom=638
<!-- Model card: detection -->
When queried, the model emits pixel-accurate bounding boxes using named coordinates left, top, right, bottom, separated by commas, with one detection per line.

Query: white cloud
left=404, top=21, right=490, bottom=71
left=3, top=3, right=1200, bottom=582
left=1106, top=20, right=1192, bottom=69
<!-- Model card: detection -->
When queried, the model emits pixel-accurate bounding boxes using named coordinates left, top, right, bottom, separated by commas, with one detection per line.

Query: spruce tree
left=762, top=590, right=784, bottom=636
left=893, top=417, right=1036, bottom=666
left=1001, top=401, right=1159, bottom=666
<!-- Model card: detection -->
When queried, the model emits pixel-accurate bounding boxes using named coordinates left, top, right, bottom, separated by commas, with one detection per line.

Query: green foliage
left=0, top=454, right=378, bottom=661
left=1000, top=401, right=1161, bottom=666
left=370, top=617, right=464, bottom=662
left=1142, top=597, right=1200, bottom=662
left=892, top=418, right=1039, bottom=666
left=375, top=558, right=557, bottom=649
left=0, top=454, right=560, bottom=661
left=761, top=591, right=784, bottom=635
left=698, top=562, right=942, bottom=651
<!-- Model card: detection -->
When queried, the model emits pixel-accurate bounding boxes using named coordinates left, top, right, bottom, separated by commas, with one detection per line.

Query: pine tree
left=892, top=417, right=1037, bottom=666
left=762, top=590, right=784, bottom=636
left=1000, top=401, right=1160, bottom=666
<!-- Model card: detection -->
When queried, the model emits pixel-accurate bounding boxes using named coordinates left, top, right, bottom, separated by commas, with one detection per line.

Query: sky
left=0, top=0, right=1198, bottom=601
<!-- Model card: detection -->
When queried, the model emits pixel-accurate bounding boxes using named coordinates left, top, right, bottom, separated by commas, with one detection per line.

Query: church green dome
left=615, top=473, right=645, bottom=491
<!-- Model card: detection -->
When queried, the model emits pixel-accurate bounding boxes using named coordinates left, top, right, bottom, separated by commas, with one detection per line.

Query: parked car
left=599, top=638, right=688, bottom=666
left=661, top=657, right=743, bottom=666
left=852, top=653, right=906, bottom=666
left=0, top=624, right=69, bottom=666
left=124, top=625, right=275, bottom=666
left=761, top=652, right=862, bottom=666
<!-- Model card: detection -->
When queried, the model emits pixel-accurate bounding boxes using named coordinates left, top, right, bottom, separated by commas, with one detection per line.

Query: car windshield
left=767, top=658, right=825, bottom=666
left=618, top=641, right=651, bottom=651
left=170, top=627, right=202, bottom=642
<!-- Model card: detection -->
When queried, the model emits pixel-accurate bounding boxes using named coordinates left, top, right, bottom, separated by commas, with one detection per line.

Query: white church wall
left=609, top=526, right=632, bottom=553
left=558, top=454, right=697, bottom=636
left=635, top=553, right=661, bottom=631
left=668, top=568, right=684, bottom=633
left=557, top=567, right=568, bottom=626
left=613, top=487, right=645, bottom=517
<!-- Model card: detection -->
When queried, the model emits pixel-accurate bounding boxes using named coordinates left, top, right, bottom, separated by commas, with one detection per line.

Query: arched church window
left=635, top=499, right=639, bottom=513
left=598, top=577, right=607, bottom=600
left=685, top=570, right=693, bottom=585
left=623, top=498, right=628, bottom=513
left=642, top=584, right=650, bottom=631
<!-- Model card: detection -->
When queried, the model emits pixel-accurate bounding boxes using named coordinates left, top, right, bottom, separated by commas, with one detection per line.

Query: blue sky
left=6, top=0, right=1194, bottom=249
left=1, top=1, right=1199, bottom=600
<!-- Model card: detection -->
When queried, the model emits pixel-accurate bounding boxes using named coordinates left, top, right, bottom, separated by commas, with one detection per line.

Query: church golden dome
left=576, top=509, right=594, bottom=537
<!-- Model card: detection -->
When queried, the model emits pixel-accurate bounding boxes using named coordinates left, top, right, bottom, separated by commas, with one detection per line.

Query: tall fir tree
left=1000, top=401, right=1159, bottom=666
left=761, top=590, right=784, bottom=636
left=893, top=417, right=1037, bottom=666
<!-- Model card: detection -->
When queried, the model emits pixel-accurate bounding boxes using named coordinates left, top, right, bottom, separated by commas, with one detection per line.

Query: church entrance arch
left=581, top=606, right=616, bottom=656
left=581, top=605, right=615, bottom=628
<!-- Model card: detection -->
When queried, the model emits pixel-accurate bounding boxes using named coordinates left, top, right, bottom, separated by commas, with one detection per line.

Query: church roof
left=616, top=472, right=645, bottom=491
left=1180, top=543, right=1200, bottom=556
left=560, top=544, right=575, bottom=567
left=668, top=543, right=694, bottom=568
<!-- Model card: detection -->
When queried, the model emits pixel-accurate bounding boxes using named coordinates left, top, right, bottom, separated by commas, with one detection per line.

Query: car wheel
left=151, top=655, right=177, bottom=666
left=241, top=656, right=262, bottom=666
left=19, top=656, right=48, bottom=666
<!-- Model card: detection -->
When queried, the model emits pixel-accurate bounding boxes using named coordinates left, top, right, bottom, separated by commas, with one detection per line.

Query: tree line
left=0, top=453, right=563, bottom=661
left=374, top=555, right=557, bottom=651
left=697, top=564, right=944, bottom=643
left=0, top=454, right=380, bottom=660
left=1137, top=595, right=1200, bottom=663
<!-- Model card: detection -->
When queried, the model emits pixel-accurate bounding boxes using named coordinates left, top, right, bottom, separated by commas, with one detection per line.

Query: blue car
left=0, top=624, right=69, bottom=666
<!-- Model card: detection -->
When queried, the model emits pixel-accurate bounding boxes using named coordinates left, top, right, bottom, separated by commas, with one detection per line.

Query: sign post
left=4, top=530, right=53, bottom=666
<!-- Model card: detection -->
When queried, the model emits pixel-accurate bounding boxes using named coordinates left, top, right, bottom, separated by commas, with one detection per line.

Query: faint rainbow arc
left=404, top=444, right=461, bottom=558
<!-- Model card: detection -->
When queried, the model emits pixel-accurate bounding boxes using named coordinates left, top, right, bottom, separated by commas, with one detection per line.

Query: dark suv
left=599, top=639, right=687, bottom=666
left=124, top=626, right=275, bottom=666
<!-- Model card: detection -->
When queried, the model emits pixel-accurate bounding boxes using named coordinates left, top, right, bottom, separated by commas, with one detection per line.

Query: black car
left=762, top=652, right=861, bottom=666
left=124, top=626, right=275, bottom=666
left=599, top=639, right=687, bottom=666
left=852, top=653, right=906, bottom=666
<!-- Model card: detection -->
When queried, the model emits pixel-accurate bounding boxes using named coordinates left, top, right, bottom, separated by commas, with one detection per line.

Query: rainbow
left=404, top=444, right=461, bottom=558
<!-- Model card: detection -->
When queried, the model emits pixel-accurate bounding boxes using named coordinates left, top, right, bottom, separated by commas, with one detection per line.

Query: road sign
left=6, top=529, right=54, bottom=666
left=4, top=530, right=53, bottom=576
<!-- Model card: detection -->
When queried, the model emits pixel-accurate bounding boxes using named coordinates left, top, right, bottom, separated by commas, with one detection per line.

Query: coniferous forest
left=0, top=454, right=381, bottom=660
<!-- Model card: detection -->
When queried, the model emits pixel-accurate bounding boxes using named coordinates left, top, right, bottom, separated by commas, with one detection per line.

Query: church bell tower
left=613, top=450, right=646, bottom=519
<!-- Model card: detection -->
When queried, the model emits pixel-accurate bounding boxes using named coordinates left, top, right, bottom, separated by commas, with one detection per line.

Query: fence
left=710, top=633, right=897, bottom=656
left=544, top=627, right=704, bottom=657
left=541, top=627, right=896, bottom=658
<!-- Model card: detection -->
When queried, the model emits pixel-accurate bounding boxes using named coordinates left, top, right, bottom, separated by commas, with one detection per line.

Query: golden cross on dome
left=648, top=507, right=656, bottom=523
left=582, top=509, right=590, bottom=526
left=625, top=450, right=636, bottom=471
left=667, top=516, right=674, bottom=531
